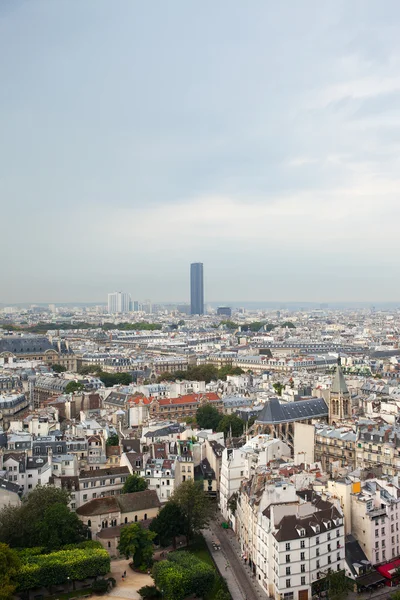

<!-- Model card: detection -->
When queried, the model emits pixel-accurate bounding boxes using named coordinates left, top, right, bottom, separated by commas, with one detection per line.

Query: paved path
left=203, top=521, right=270, bottom=600
left=92, top=558, right=153, bottom=600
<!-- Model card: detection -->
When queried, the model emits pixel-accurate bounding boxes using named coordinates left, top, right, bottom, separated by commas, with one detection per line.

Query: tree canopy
left=172, top=480, right=212, bottom=544
left=149, top=502, right=184, bottom=548
left=51, top=363, right=67, bottom=373
left=106, top=433, right=119, bottom=447
left=117, top=523, right=155, bottom=567
left=196, top=404, right=221, bottom=431
left=0, top=486, right=86, bottom=550
left=0, top=543, right=20, bottom=600
left=65, top=381, right=85, bottom=394
left=157, top=363, right=244, bottom=384
left=121, top=474, right=148, bottom=494
left=217, top=414, right=245, bottom=438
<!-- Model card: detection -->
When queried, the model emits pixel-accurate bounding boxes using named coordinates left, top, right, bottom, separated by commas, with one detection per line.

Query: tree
left=117, top=523, right=155, bottom=567
left=149, top=502, right=184, bottom=548
left=172, top=480, right=212, bottom=545
left=324, top=569, right=352, bottom=600
left=65, top=381, right=85, bottom=394
left=217, top=365, right=244, bottom=380
left=106, top=434, right=119, bottom=446
left=121, top=474, right=148, bottom=494
left=217, top=414, right=244, bottom=438
left=79, top=364, right=102, bottom=375
left=0, top=543, right=20, bottom=600
left=0, top=486, right=78, bottom=549
left=51, top=363, right=66, bottom=373
left=37, top=503, right=87, bottom=551
left=273, top=382, right=284, bottom=396
left=196, top=404, right=221, bottom=431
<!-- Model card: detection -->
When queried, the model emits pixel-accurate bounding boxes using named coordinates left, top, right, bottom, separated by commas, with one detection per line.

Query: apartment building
left=236, top=480, right=345, bottom=600
left=314, top=425, right=356, bottom=473
left=351, top=479, right=400, bottom=565
left=356, top=424, right=400, bottom=477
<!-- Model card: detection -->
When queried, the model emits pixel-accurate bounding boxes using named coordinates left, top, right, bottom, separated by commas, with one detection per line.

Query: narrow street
left=203, top=518, right=270, bottom=600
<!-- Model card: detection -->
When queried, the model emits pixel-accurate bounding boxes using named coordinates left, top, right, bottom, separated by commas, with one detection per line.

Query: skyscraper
left=107, top=292, right=131, bottom=314
left=190, top=263, right=204, bottom=315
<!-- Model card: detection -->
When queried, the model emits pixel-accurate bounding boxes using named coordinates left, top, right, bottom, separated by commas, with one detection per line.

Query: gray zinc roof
left=256, top=397, right=328, bottom=425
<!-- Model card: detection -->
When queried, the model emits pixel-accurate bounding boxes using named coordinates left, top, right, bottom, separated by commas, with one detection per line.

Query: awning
left=356, top=571, right=386, bottom=588
left=377, top=558, right=400, bottom=579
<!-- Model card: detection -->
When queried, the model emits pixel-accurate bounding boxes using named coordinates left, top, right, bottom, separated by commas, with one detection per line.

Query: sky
left=1, top=1, right=400, bottom=304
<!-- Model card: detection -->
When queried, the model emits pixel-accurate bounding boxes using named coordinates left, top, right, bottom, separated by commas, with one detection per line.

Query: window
left=92, top=493, right=97, bottom=498
left=300, top=540, right=305, bottom=549
left=382, top=528, right=385, bottom=535
left=316, top=549, right=320, bottom=557
left=316, top=537, right=319, bottom=545
left=28, top=474, right=32, bottom=478
left=83, top=494, right=87, bottom=501
left=144, top=513, right=147, bottom=520
left=328, top=544, right=331, bottom=552
left=88, top=520, right=91, bottom=527
left=328, top=557, right=332, bottom=564
left=71, top=503, right=76, bottom=509
left=301, top=577, right=306, bottom=586
left=110, top=478, right=115, bottom=484
left=286, top=567, right=291, bottom=576
left=286, top=579, right=291, bottom=589
left=285, top=543, right=291, bottom=551
left=327, top=533, right=331, bottom=541
left=301, top=564, right=305, bottom=573
left=336, top=530, right=340, bottom=538
left=135, top=515, right=138, bottom=522
left=375, top=529, right=379, bottom=537
left=300, top=552, right=305, bottom=561
left=283, top=594, right=293, bottom=600
left=337, top=553, right=340, bottom=561
left=28, top=484, right=32, bottom=489
left=316, top=560, right=320, bottom=569
left=286, top=555, right=290, bottom=563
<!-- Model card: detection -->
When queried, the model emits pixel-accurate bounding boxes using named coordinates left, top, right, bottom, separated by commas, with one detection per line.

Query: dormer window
left=300, top=528, right=306, bottom=537
left=326, top=521, right=332, bottom=529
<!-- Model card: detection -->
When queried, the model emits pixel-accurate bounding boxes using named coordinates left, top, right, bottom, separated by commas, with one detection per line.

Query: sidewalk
left=202, top=527, right=247, bottom=600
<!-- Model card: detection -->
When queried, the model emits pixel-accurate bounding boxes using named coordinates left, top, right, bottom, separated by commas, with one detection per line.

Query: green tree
left=281, top=321, right=295, bottom=328
left=0, top=543, right=20, bottom=600
left=37, top=503, right=87, bottom=551
left=177, top=320, right=185, bottom=326
left=117, top=523, right=155, bottom=567
left=273, top=382, right=284, bottom=396
left=196, top=404, right=222, bottom=431
left=0, top=486, right=75, bottom=548
left=121, top=474, right=148, bottom=494
left=217, top=365, right=244, bottom=380
left=51, top=363, right=67, bottom=373
left=106, top=434, right=119, bottom=446
left=325, top=569, right=352, bottom=600
left=217, top=414, right=244, bottom=438
left=149, top=502, right=184, bottom=548
left=172, top=480, right=212, bottom=545
left=79, top=364, right=102, bottom=375
left=65, top=381, right=85, bottom=394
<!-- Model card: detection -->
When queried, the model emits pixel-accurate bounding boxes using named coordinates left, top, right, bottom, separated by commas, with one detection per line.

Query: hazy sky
left=1, top=1, right=400, bottom=304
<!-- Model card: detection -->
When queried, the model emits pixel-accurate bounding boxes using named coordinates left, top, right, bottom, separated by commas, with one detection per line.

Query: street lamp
left=67, top=576, right=70, bottom=593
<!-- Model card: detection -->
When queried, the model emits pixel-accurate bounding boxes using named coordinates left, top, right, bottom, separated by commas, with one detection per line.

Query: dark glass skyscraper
left=190, top=262, right=204, bottom=315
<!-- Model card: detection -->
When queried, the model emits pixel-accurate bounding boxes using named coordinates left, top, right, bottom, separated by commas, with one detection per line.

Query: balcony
left=368, top=508, right=386, bottom=519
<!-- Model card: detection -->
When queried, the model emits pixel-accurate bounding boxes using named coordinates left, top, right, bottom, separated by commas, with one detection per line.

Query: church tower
left=329, top=357, right=351, bottom=424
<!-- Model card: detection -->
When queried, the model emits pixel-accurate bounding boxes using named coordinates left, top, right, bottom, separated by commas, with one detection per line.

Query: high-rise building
left=107, top=292, right=131, bottom=314
left=217, top=306, right=232, bottom=317
left=190, top=262, right=204, bottom=315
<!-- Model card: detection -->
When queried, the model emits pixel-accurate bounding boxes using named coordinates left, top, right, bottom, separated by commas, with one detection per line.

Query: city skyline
left=2, top=2, right=400, bottom=303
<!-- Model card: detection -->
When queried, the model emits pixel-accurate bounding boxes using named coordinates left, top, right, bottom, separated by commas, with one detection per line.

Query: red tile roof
left=158, top=393, right=220, bottom=406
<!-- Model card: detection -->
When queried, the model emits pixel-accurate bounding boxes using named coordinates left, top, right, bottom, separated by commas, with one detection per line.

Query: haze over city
left=1, top=1, right=400, bottom=304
